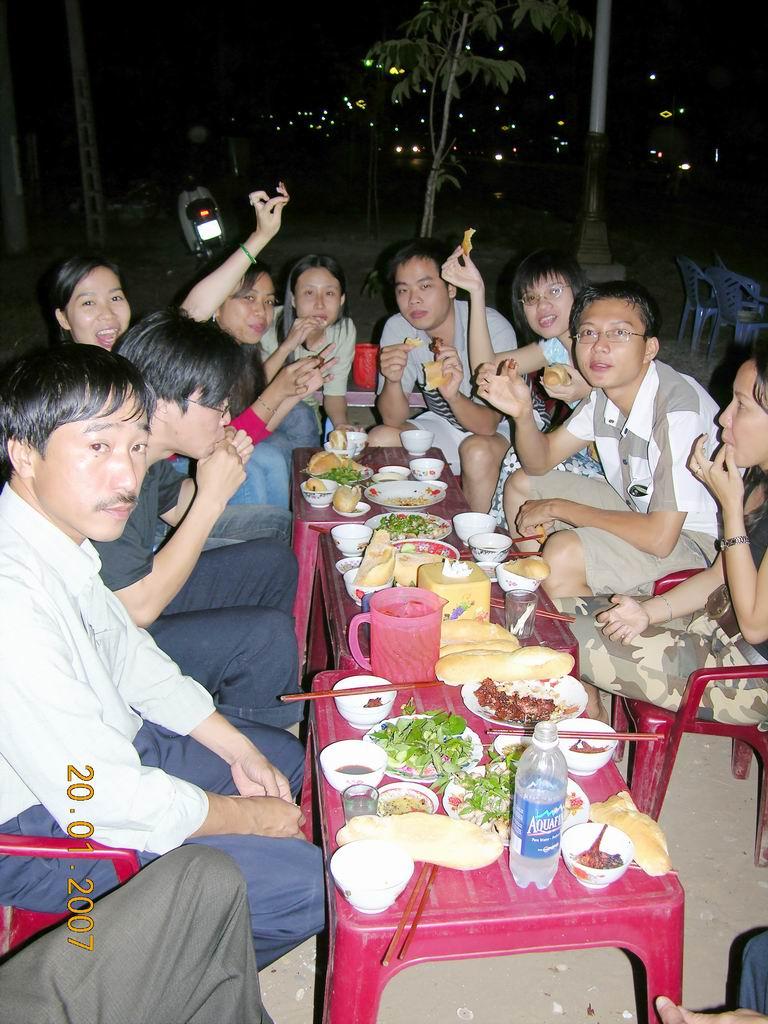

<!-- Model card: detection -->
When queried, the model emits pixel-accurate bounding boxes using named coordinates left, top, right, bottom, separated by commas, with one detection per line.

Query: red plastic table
left=309, top=670, right=684, bottom=1024
left=291, top=446, right=468, bottom=679
left=308, top=531, right=580, bottom=678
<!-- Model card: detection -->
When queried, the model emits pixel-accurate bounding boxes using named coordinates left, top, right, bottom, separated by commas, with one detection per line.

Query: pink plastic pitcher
left=348, top=587, right=447, bottom=683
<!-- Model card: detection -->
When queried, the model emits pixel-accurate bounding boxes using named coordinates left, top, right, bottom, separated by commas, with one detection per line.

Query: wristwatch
left=717, top=535, right=749, bottom=551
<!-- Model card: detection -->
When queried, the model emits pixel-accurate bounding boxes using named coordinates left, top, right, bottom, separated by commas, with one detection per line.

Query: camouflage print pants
left=558, top=596, right=768, bottom=728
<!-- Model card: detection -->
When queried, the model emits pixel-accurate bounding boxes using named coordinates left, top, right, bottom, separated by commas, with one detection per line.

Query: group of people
left=0, top=182, right=765, bottom=1022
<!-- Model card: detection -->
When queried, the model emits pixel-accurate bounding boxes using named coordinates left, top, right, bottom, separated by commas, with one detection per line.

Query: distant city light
left=494, top=105, right=500, bottom=111
left=363, top=59, right=373, bottom=67
left=355, top=99, right=366, bottom=109
left=498, top=45, right=504, bottom=52
left=557, top=120, right=565, bottom=126
left=714, top=147, right=720, bottom=163
left=389, top=66, right=405, bottom=75
left=678, top=163, right=691, bottom=171
left=395, top=145, right=403, bottom=153
left=494, top=153, right=502, bottom=161
left=660, top=110, right=672, bottom=119
left=411, top=145, right=420, bottom=153
left=548, top=93, right=555, bottom=100
left=678, top=107, right=685, bottom=114
left=458, top=112, right=464, bottom=118
left=649, top=72, right=656, bottom=80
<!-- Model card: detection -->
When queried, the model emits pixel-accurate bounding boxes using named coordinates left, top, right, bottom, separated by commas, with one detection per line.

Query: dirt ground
left=1, top=174, right=766, bottom=1023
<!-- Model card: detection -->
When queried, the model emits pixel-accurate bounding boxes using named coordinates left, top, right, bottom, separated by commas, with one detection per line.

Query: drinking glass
left=505, top=589, right=538, bottom=641
left=342, top=784, right=379, bottom=822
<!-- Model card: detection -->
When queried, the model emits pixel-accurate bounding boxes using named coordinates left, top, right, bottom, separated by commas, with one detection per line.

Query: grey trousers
left=0, top=846, right=269, bottom=1024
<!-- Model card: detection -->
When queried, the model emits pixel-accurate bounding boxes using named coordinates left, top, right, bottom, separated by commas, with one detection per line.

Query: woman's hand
left=689, top=435, right=744, bottom=517
left=596, top=595, right=651, bottom=644
left=477, top=358, right=532, bottom=418
left=542, top=363, right=592, bottom=404
left=282, top=315, right=326, bottom=354
left=441, top=245, right=485, bottom=295
left=249, top=181, right=289, bottom=244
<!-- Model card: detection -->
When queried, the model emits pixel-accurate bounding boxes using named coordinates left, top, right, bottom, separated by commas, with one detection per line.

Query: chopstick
left=488, top=597, right=575, bottom=623
left=382, top=862, right=439, bottom=965
left=398, top=864, right=438, bottom=960
left=280, top=680, right=443, bottom=702
left=381, top=863, right=431, bottom=966
left=487, top=727, right=663, bottom=742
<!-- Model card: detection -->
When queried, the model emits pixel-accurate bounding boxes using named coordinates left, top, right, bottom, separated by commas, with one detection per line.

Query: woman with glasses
left=442, top=247, right=603, bottom=525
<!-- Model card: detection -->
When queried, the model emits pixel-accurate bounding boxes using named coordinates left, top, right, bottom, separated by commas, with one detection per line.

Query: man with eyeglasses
left=95, top=308, right=302, bottom=730
left=478, top=281, right=720, bottom=603
left=367, top=238, right=517, bottom=507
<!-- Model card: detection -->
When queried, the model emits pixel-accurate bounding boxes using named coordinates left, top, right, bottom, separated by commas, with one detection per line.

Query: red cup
left=352, top=343, right=379, bottom=389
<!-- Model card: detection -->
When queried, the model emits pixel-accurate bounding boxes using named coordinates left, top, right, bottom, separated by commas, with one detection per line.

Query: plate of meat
left=460, top=675, right=587, bottom=728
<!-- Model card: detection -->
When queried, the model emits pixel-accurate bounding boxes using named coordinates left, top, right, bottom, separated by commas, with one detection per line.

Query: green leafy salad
left=315, top=466, right=366, bottom=486
left=368, top=706, right=475, bottom=784
left=446, top=748, right=523, bottom=838
left=374, top=513, right=444, bottom=540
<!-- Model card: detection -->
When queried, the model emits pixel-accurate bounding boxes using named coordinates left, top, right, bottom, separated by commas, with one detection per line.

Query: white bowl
left=452, top=512, right=496, bottom=544
left=372, top=465, right=410, bottom=483
left=330, top=839, right=414, bottom=914
left=332, top=675, right=397, bottom=729
left=331, top=523, right=373, bottom=556
left=324, top=441, right=355, bottom=458
left=401, top=430, right=434, bottom=456
left=561, top=822, right=634, bottom=889
left=345, top=431, right=368, bottom=457
left=377, top=782, right=440, bottom=815
left=343, top=567, right=394, bottom=606
left=475, top=561, right=500, bottom=578
left=300, top=479, right=339, bottom=508
left=557, top=719, right=618, bottom=776
left=319, top=739, right=387, bottom=792
left=409, top=457, right=445, bottom=481
left=335, top=556, right=362, bottom=574
left=496, top=560, right=541, bottom=593
left=469, top=532, right=513, bottom=564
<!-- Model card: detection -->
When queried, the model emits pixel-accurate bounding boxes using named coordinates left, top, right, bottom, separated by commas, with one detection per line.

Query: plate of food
left=377, top=782, right=439, bottom=816
left=364, top=512, right=451, bottom=541
left=364, top=710, right=482, bottom=783
left=443, top=755, right=589, bottom=845
left=391, top=538, right=460, bottom=559
left=364, top=481, right=448, bottom=510
left=305, top=451, right=373, bottom=485
left=335, top=502, right=372, bottom=518
left=461, top=675, right=588, bottom=728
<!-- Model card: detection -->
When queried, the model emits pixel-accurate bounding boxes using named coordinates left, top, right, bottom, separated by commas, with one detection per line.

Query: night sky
left=6, top=0, right=767, bottom=199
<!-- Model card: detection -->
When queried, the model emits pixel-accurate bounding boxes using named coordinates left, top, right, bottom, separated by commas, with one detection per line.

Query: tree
left=367, top=0, right=590, bottom=236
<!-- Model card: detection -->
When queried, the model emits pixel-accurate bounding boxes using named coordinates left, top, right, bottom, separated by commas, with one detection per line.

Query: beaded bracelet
left=657, top=594, right=674, bottom=623
left=239, top=242, right=257, bottom=265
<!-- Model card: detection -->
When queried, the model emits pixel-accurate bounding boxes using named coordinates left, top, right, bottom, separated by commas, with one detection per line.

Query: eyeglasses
left=187, top=397, right=231, bottom=417
left=573, top=328, right=646, bottom=345
left=520, top=283, right=570, bottom=306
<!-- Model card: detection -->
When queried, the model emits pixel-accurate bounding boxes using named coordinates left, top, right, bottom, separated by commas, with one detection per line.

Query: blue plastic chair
left=675, top=256, right=719, bottom=353
left=705, top=266, right=768, bottom=354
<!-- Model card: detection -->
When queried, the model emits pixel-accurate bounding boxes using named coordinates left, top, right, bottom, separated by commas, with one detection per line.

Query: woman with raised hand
left=441, top=247, right=602, bottom=524
left=561, top=342, right=768, bottom=725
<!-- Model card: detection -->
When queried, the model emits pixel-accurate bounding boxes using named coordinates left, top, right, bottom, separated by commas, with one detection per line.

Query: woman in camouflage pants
left=559, top=345, right=768, bottom=727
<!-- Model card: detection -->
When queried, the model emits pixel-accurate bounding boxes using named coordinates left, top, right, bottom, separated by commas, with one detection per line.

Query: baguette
left=307, top=451, right=342, bottom=475
left=355, top=530, right=396, bottom=586
left=542, top=363, right=572, bottom=388
left=337, top=812, right=503, bottom=870
left=589, top=791, right=672, bottom=876
left=423, top=360, right=449, bottom=391
left=501, top=555, right=550, bottom=581
left=333, top=485, right=362, bottom=513
left=303, top=478, right=327, bottom=493
left=403, top=337, right=422, bottom=349
left=328, top=429, right=348, bottom=450
left=435, top=645, right=574, bottom=686
left=440, top=640, right=521, bottom=657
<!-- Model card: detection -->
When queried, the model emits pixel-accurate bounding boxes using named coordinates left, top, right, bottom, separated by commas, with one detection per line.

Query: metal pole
left=575, top=0, right=618, bottom=271
left=0, top=0, right=29, bottom=254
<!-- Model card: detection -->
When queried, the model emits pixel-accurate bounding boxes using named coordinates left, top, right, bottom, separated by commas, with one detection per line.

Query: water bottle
left=509, top=720, right=568, bottom=889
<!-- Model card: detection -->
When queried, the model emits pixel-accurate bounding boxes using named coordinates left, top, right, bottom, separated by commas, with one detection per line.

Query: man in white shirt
left=368, top=238, right=517, bottom=507
left=478, top=281, right=720, bottom=598
left=0, top=346, right=323, bottom=970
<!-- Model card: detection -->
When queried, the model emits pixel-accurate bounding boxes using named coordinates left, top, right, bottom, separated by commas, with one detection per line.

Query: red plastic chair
left=0, top=834, right=140, bottom=954
left=611, top=571, right=768, bottom=866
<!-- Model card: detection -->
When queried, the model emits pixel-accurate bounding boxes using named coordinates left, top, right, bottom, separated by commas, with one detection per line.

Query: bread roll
left=307, top=451, right=342, bottom=475
left=337, top=812, right=503, bottom=870
left=355, top=530, right=396, bottom=586
left=403, top=337, right=422, bottom=349
left=440, top=620, right=511, bottom=646
left=328, top=429, right=347, bottom=450
left=589, top=791, right=672, bottom=876
left=542, top=363, right=572, bottom=388
left=502, top=556, right=550, bottom=581
left=304, top=478, right=327, bottom=493
left=461, top=227, right=476, bottom=256
left=436, top=645, right=574, bottom=686
left=333, top=485, right=362, bottom=513
left=423, top=360, right=449, bottom=391
left=394, top=551, right=443, bottom=587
